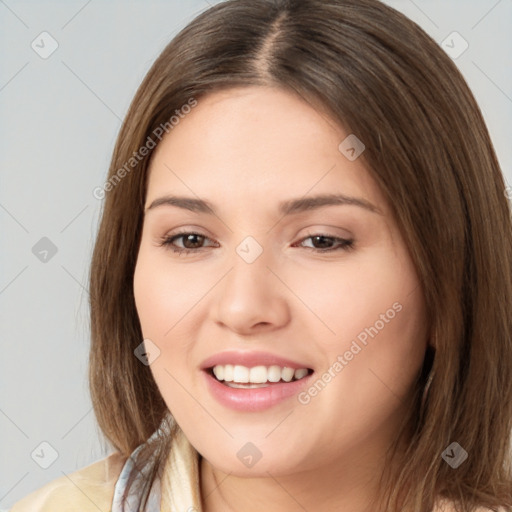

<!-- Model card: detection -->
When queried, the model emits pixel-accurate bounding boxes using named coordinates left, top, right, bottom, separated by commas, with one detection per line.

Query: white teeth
left=233, top=365, right=249, bottom=383
left=249, top=366, right=267, bottom=383
left=294, top=368, right=308, bottom=380
left=212, top=365, right=224, bottom=381
left=281, top=367, right=295, bottom=382
left=211, top=364, right=310, bottom=384
left=223, top=364, right=234, bottom=382
left=268, top=365, right=282, bottom=382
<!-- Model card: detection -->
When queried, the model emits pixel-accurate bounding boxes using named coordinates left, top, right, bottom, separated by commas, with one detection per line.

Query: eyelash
left=158, top=230, right=355, bottom=255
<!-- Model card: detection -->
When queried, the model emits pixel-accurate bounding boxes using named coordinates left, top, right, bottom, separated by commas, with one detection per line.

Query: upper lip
left=200, top=350, right=313, bottom=371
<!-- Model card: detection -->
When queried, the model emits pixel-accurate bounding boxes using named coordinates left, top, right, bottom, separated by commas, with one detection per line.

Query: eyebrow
left=145, top=193, right=383, bottom=216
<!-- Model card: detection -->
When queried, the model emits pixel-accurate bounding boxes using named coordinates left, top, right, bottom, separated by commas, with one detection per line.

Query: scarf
left=111, top=427, right=202, bottom=512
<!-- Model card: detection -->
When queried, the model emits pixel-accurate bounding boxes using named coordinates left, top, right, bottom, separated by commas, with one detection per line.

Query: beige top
left=9, top=450, right=126, bottom=512
left=8, top=429, right=504, bottom=512
left=9, top=429, right=201, bottom=512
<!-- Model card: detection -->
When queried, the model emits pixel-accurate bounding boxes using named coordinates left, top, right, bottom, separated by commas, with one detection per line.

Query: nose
left=210, top=246, right=291, bottom=335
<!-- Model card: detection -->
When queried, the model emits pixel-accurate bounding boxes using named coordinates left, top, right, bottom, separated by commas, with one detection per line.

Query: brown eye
left=160, top=231, right=218, bottom=255
left=310, top=235, right=335, bottom=249
left=296, top=234, right=355, bottom=252
left=179, top=233, right=206, bottom=249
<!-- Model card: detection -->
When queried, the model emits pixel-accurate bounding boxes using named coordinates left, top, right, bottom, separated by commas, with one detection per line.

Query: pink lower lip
left=202, top=370, right=314, bottom=412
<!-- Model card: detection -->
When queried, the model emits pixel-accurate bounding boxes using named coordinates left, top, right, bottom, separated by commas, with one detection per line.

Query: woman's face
left=133, top=86, right=428, bottom=478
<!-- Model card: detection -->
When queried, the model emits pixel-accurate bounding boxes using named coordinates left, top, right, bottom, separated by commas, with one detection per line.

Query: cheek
left=133, top=249, right=200, bottom=416
left=294, top=245, right=427, bottom=403
left=287, top=245, right=424, bottom=348
left=133, top=246, right=205, bottom=339
left=133, top=244, right=215, bottom=389
left=316, top=275, right=426, bottom=420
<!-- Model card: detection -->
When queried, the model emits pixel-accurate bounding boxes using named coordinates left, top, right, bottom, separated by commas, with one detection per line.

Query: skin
left=133, top=86, right=429, bottom=512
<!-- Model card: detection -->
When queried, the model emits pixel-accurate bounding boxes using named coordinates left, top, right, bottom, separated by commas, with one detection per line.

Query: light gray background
left=1, top=0, right=511, bottom=509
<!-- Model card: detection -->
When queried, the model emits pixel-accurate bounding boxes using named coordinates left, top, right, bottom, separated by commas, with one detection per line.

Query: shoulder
left=8, top=451, right=127, bottom=512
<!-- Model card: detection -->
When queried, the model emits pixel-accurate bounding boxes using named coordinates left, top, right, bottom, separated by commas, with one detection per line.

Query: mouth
left=201, top=353, right=316, bottom=411
left=205, top=364, right=314, bottom=388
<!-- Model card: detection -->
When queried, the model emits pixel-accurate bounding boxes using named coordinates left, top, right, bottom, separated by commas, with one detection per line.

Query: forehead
left=146, top=86, right=387, bottom=217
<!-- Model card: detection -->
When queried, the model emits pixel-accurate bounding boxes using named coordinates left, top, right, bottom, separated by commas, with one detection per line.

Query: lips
left=200, top=351, right=315, bottom=411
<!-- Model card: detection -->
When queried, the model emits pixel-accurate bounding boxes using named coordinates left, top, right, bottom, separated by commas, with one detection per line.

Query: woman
left=10, top=0, right=512, bottom=511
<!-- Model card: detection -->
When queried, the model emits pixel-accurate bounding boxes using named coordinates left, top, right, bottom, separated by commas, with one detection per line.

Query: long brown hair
left=88, top=0, right=512, bottom=510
